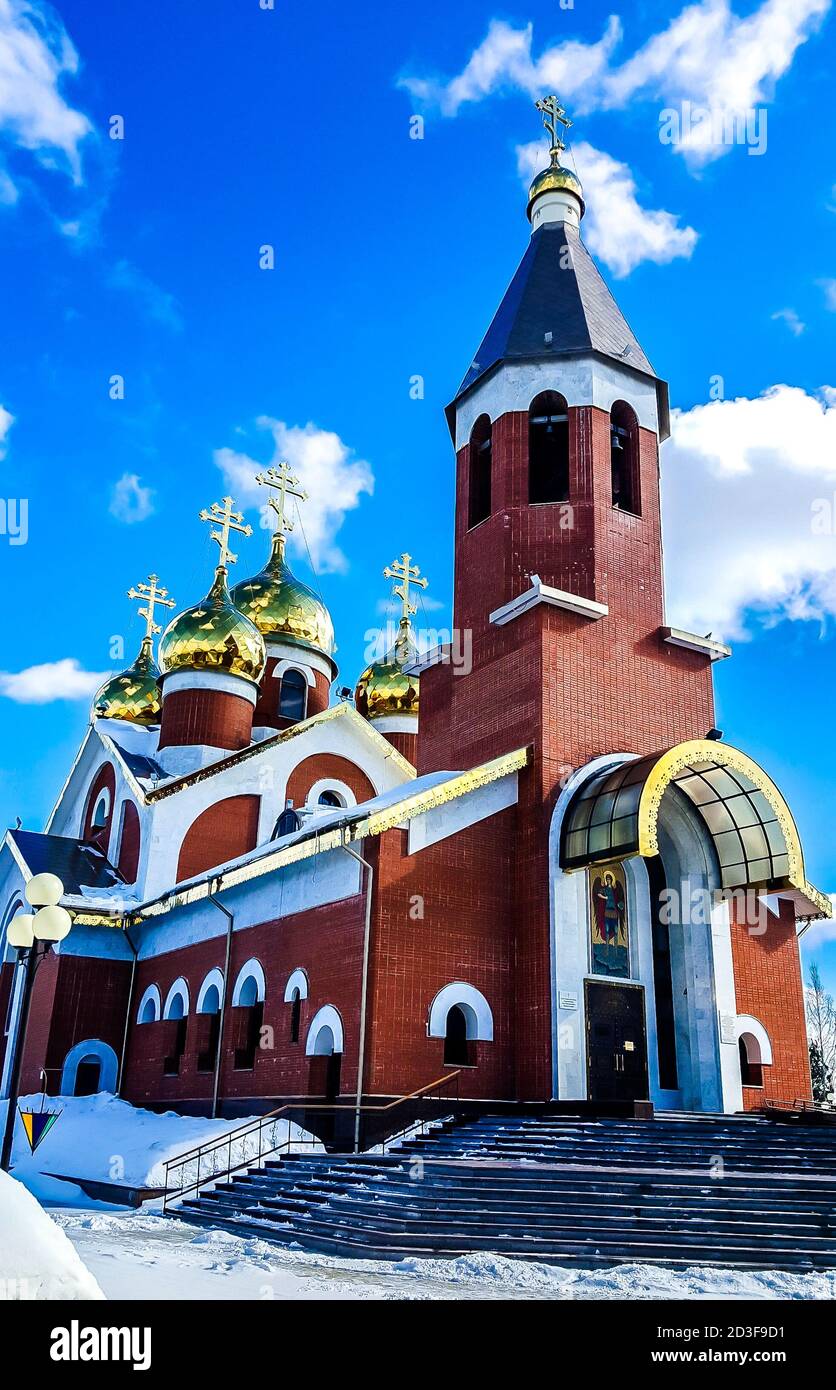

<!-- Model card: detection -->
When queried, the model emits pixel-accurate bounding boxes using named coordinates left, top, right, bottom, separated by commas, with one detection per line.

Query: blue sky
left=0, top=0, right=835, bottom=985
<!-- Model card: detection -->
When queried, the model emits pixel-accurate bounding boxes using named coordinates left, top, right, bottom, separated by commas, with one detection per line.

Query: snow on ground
left=0, top=1172, right=103, bottom=1300
left=54, top=1208, right=836, bottom=1302
left=0, top=1092, right=320, bottom=1206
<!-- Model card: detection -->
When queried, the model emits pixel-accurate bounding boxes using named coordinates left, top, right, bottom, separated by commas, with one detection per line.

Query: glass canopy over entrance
left=560, top=740, right=829, bottom=920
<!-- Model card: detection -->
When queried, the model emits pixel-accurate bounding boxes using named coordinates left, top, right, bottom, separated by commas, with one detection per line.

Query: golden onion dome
left=230, top=532, right=335, bottom=663
left=159, top=568, right=266, bottom=683
left=355, top=620, right=420, bottom=722
left=527, top=156, right=585, bottom=221
left=93, top=637, right=161, bottom=725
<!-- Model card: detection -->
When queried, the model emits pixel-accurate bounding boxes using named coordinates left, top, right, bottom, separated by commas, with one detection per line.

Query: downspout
left=341, top=833, right=374, bottom=1154
left=206, top=878, right=234, bottom=1120
left=117, top=918, right=139, bottom=1096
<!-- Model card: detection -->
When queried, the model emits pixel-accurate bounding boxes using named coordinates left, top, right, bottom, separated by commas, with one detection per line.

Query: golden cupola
left=93, top=637, right=161, bottom=726
left=355, top=553, right=428, bottom=725
left=159, top=568, right=266, bottom=681
left=158, top=496, right=266, bottom=684
left=93, top=574, right=176, bottom=726
left=229, top=462, right=336, bottom=670
left=231, top=531, right=335, bottom=663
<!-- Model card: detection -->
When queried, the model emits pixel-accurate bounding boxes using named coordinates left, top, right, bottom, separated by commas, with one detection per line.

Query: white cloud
left=0, top=657, right=109, bottom=703
left=0, top=0, right=92, bottom=184
left=517, top=138, right=698, bottom=277
left=771, top=307, right=806, bottom=336
left=109, top=473, right=155, bottom=524
left=662, top=385, right=836, bottom=639
left=108, top=260, right=183, bottom=332
left=405, top=1, right=829, bottom=164
left=819, top=279, right=836, bottom=312
left=214, top=418, right=374, bottom=573
left=0, top=403, right=13, bottom=458
left=0, top=166, right=18, bottom=204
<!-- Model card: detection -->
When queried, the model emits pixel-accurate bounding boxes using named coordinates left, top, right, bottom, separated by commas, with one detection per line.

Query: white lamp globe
left=32, top=905, right=72, bottom=943
left=7, top=912, right=35, bottom=949
left=25, top=873, right=64, bottom=908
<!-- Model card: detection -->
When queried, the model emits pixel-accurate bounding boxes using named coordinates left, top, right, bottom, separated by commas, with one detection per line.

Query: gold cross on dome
left=255, top=461, right=308, bottom=536
left=383, top=552, right=428, bottom=623
left=198, top=495, right=252, bottom=569
left=127, top=573, right=176, bottom=638
left=535, top=94, right=572, bottom=156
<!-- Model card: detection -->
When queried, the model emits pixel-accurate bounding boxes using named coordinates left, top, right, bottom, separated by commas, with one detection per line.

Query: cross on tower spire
left=535, top=94, right=572, bottom=158
left=255, top=461, right=308, bottom=537
left=383, top=552, right=428, bottom=627
left=127, top=574, right=176, bottom=641
left=198, top=495, right=252, bottom=570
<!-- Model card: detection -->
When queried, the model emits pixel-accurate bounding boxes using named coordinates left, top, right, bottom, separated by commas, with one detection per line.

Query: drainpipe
left=206, top=879, right=234, bottom=1120
left=117, top=918, right=139, bottom=1096
left=341, top=834, right=374, bottom=1154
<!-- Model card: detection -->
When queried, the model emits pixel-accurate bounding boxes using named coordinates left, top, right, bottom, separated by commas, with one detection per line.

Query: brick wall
left=176, top=794, right=261, bottom=882
left=286, top=754, right=376, bottom=809
left=121, top=893, right=367, bottom=1107
left=729, top=897, right=812, bottom=1109
left=117, top=800, right=141, bottom=882
left=252, top=658, right=330, bottom=731
left=364, top=815, right=517, bottom=1099
left=18, top=953, right=132, bottom=1095
left=159, top=687, right=254, bottom=751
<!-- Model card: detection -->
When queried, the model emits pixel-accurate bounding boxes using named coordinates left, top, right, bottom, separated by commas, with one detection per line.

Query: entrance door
left=74, top=1058, right=101, bottom=1096
left=585, top=981, right=648, bottom=1102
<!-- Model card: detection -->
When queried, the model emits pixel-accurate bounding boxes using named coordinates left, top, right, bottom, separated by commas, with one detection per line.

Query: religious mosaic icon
left=589, top=863, right=629, bottom=977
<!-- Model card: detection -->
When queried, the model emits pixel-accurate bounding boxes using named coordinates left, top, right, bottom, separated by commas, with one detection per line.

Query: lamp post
left=0, top=873, right=72, bottom=1172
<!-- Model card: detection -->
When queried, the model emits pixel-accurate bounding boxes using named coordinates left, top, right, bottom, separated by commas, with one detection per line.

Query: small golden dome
left=231, top=532, right=335, bottom=663
left=527, top=157, right=585, bottom=221
left=355, top=621, right=420, bottom=721
left=93, top=638, right=161, bottom=725
left=159, top=569, right=266, bottom=682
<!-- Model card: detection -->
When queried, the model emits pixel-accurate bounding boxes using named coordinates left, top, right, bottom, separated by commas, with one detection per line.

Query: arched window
left=279, top=668, right=308, bottom=722
left=529, top=391, right=569, bottom=504
left=738, top=1036, right=763, bottom=1088
left=136, top=984, right=161, bottom=1025
left=467, top=415, right=492, bottom=529
left=284, top=968, right=308, bottom=1044
left=610, top=401, right=640, bottom=515
left=91, top=788, right=111, bottom=830
left=444, top=1005, right=469, bottom=1066
left=196, top=969, right=223, bottom=1074
left=318, top=789, right=344, bottom=809
left=163, top=979, right=190, bottom=1021
left=232, top=959, right=265, bottom=1070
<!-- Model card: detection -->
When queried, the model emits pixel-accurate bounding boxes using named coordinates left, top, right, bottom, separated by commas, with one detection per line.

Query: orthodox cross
left=383, top=552, right=428, bottom=623
left=198, top=495, right=252, bottom=569
left=535, top=94, right=572, bottom=156
left=255, top=461, right=308, bottom=536
left=127, top=574, right=175, bottom=638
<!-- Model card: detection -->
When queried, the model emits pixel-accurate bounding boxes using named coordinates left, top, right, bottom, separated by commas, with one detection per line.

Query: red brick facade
left=159, top=686, right=254, bottom=752
left=286, top=754, right=376, bottom=809
left=176, top=794, right=261, bottom=883
left=252, top=658, right=331, bottom=731
left=730, top=897, right=812, bottom=1110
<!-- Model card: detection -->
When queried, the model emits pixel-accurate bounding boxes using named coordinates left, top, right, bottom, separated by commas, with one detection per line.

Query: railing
left=161, top=1070, right=462, bottom=1212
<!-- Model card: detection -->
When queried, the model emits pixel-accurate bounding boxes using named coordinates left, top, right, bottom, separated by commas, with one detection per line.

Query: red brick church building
left=0, top=105, right=827, bottom=1123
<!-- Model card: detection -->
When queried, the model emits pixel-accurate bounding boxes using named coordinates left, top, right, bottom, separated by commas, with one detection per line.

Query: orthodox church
left=0, top=100, right=828, bottom=1126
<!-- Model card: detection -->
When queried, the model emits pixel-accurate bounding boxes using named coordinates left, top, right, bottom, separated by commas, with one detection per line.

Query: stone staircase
left=172, top=1112, right=836, bottom=1270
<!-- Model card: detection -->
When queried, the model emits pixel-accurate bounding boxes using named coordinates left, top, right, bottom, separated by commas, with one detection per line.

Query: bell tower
left=418, top=96, right=722, bottom=782
left=415, top=99, right=726, bottom=1097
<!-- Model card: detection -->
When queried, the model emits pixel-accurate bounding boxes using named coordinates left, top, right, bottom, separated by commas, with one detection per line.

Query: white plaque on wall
left=559, top=992, right=579, bottom=1011
left=719, top=1012, right=738, bottom=1044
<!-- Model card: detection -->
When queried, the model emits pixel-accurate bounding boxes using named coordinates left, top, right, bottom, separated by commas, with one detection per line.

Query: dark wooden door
left=586, top=981, right=648, bottom=1102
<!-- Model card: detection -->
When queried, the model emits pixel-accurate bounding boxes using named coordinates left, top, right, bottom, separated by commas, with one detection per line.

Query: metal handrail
left=161, top=1069, right=462, bottom=1211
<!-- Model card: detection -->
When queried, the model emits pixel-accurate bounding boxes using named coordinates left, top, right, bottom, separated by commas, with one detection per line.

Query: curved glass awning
left=560, top=740, right=829, bottom=920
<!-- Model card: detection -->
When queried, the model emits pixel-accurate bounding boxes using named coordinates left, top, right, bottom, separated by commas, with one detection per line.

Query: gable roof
left=448, top=222, right=670, bottom=438
left=7, top=829, right=125, bottom=893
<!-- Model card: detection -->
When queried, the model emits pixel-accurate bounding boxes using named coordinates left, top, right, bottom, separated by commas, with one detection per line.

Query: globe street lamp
left=0, top=874, right=72, bottom=1171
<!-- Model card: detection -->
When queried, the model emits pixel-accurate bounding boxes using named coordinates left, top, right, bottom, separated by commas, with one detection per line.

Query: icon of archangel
left=589, top=863, right=629, bottom=977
